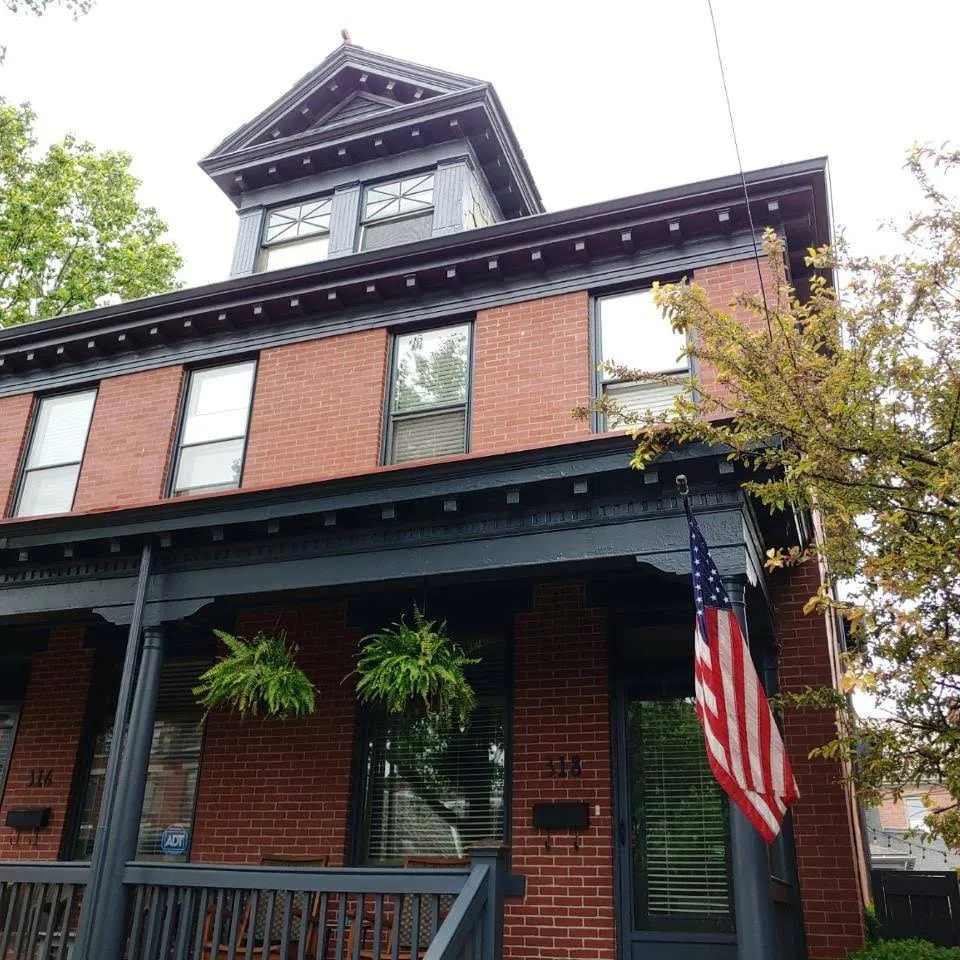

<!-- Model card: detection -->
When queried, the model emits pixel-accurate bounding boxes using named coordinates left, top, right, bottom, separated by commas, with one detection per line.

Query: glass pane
left=69, top=660, right=205, bottom=862
left=262, top=234, right=330, bottom=271
left=174, top=438, right=245, bottom=495
left=25, top=390, right=96, bottom=469
left=390, top=409, right=466, bottom=464
left=628, top=698, right=732, bottom=932
left=393, top=325, right=469, bottom=413
left=16, top=464, right=81, bottom=517
left=0, top=704, right=21, bottom=803
left=599, top=290, right=687, bottom=378
left=906, top=797, right=927, bottom=829
left=264, top=198, right=331, bottom=243
left=364, top=174, right=434, bottom=222
left=181, top=362, right=255, bottom=445
left=360, top=212, right=433, bottom=252
left=362, top=697, right=506, bottom=864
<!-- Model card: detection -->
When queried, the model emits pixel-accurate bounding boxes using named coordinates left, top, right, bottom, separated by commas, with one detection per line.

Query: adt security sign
left=160, top=824, right=189, bottom=857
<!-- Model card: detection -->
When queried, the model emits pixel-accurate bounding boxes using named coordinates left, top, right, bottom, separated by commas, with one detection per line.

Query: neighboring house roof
left=867, top=825, right=960, bottom=871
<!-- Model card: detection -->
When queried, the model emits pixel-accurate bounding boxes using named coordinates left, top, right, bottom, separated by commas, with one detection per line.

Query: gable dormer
left=202, top=44, right=543, bottom=277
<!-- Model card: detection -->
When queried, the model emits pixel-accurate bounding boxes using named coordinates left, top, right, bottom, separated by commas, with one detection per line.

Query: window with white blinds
left=629, top=697, right=733, bottom=933
left=15, top=389, right=97, bottom=517
left=69, top=658, right=207, bottom=862
left=261, top=197, right=332, bottom=271
left=358, top=638, right=506, bottom=864
left=360, top=174, right=434, bottom=252
left=172, top=361, right=256, bottom=496
left=0, top=704, right=22, bottom=806
left=387, top=324, right=470, bottom=464
left=597, top=289, right=688, bottom=430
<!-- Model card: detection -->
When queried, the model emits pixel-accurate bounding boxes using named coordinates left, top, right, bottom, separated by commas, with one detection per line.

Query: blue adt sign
left=160, top=824, right=189, bottom=857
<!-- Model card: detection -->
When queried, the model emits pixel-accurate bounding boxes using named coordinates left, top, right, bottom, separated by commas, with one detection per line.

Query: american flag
left=685, top=496, right=799, bottom=843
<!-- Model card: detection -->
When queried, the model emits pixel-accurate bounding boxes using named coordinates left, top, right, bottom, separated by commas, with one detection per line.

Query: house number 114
left=545, top=755, right=582, bottom=778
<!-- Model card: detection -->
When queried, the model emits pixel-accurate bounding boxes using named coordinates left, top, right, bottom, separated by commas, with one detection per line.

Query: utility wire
left=706, top=0, right=771, bottom=328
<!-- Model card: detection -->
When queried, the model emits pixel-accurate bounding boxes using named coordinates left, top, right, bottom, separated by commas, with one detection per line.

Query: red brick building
left=0, top=43, right=867, bottom=960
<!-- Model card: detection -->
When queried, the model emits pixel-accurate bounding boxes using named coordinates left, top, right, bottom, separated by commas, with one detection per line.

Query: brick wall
left=776, top=560, right=867, bottom=959
left=242, top=329, right=388, bottom=489
left=0, top=625, right=93, bottom=859
left=190, top=603, right=358, bottom=865
left=74, top=366, right=185, bottom=511
left=0, top=393, right=33, bottom=515
left=471, top=292, right=591, bottom=455
left=506, top=583, right=615, bottom=960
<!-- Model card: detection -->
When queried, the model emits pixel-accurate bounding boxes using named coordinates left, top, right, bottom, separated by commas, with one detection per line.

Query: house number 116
left=545, top=755, right=582, bottom=778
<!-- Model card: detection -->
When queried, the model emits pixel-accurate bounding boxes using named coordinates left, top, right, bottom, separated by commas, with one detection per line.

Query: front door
left=613, top=678, right=737, bottom=960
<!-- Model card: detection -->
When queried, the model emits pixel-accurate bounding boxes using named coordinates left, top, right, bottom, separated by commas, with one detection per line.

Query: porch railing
left=121, top=850, right=504, bottom=960
left=0, top=862, right=90, bottom=960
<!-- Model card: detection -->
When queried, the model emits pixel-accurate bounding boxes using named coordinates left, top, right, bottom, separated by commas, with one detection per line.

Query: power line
left=706, top=0, right=771, bottom=327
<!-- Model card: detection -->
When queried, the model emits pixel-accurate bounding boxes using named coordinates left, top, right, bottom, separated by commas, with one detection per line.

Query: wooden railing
left=120, top=849, right=506, bottom=960
left=0, top=862, right=90, bottom=960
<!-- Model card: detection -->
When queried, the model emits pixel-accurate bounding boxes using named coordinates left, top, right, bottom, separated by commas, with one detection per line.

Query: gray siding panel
left=431, top=159, right=470, bottom=237
left=327, top=183, right=362, bottom=258
left=229, top=207, right=264, bottom=277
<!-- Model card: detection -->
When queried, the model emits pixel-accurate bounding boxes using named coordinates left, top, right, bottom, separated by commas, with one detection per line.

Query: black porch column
left=87, top=622, right=166, bottom=960
left=723, top=576, right=777, bottom=960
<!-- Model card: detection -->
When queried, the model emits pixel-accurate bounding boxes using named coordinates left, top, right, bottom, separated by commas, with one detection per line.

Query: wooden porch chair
left=348, top=856, right=471, bottom=960
left=201, top=854, right=329, bottom=960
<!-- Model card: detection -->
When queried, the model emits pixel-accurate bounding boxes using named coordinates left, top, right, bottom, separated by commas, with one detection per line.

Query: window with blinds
left=15, top=389, right=97, bottom=517
left=360, top=173, right=434, bottom=252
left=596, top=289, right=688, bottom=430
left=171, top=361, right=256, bottom=496
left=358, top=637, right=506, bottom=864
left=0, top=704, right=22, bottom=806
left=261, top=197, right=332, bottom=271
left=387, top=324, right=470, bottom=464
left=69, top=658, right=207, bottom=862
left=629, top=697, right=733, bottom=933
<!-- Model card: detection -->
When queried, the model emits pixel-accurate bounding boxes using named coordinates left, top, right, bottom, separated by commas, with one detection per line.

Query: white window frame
left=14, top=388, right=97, bottom=518
left=260, top=196, right=332, bottom=271
left=358, top=172, right=435, bottom=252
left=905, top=795, right=928, bottom=830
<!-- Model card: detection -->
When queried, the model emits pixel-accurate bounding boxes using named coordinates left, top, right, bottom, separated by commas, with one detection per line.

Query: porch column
left=723, top=576, right=777, bottom=960
left=88, top=623, right=167, bottom=959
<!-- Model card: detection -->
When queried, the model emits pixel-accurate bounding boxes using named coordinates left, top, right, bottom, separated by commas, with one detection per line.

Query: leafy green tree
left=0, top=100, right=181, bottom=327
left=584, top=146, right=960, bottom=848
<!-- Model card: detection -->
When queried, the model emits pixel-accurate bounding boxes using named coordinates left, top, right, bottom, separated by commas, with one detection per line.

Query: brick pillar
left=505, top=583, right=615, bottom=960
left=0, top=625, right=94, bottom=859
left=777, top=562, right=867, bottom=958
left=190, top=603, right=358, bottom=865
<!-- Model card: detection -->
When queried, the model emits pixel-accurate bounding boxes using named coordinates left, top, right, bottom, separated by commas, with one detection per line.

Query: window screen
left=15, top=389, right=96, bottom=517
left=172, top=361, right=256, bottom=496
left=387, top=325, right=470, bottom=464
left=69, top=658, right=206, bottom=862
left=597, top=290, right=688, bottom=429
left=360, top=174, right=434, bottom=252
left=358, top=638, right=506, bottom=864
left=629, top=697, right=733, bottom=932
left=261, top=198, right=331, bottom=271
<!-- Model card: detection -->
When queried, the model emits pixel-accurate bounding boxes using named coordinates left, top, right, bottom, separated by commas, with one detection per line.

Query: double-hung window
left=905, top=795, right=928, bottom=830
left=360, top=173, right=435, bottom=252
left=596, top=289, right=688, bottom=429
left=261, top=197, right=332, bottom=271
left=386, top=324, right=470, bottom=464
left=171, top=361, right=256, bottom=496
left=15, top=389, right=97, bottom=517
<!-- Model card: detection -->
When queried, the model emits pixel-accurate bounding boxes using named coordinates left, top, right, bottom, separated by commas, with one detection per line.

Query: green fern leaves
left=354, top=607, right=479, bottom=723
left=194, top=629, right=316, bottom=719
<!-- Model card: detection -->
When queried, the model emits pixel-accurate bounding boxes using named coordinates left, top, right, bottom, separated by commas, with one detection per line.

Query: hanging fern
left=194, top=629, right=316, bottom=719
left=353, top=607, right=479, bottom=723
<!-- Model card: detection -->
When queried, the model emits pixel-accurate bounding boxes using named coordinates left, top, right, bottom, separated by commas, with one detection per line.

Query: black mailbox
left=532, top=802, right=590, bottom=831
left=5, top=807, right=51, bottom=831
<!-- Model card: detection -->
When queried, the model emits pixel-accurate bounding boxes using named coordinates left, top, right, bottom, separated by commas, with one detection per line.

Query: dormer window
left=359, top=173, right=435, bottom=251
left=260, top=197, right=332, bottom=271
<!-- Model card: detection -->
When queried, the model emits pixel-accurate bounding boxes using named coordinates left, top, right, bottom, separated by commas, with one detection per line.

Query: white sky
left=2, top=0, right=958, bottom=288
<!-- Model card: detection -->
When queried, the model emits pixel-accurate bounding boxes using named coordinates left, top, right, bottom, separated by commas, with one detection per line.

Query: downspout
left=72, top=538, right=153, bottom=958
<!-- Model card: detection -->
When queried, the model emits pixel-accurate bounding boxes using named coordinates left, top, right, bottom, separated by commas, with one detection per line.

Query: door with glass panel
left=615, top=682, right=737, bottom=960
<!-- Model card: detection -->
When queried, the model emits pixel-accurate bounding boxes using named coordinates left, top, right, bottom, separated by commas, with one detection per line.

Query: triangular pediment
left=206, top=44, right=481, bottom=160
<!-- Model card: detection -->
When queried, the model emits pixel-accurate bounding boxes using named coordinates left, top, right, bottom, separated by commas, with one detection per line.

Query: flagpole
left=676, top=474, right=779, bottom=960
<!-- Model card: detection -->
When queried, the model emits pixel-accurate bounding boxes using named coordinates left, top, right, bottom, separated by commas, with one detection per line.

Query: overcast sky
left=2, top=0, right=958, bottom=288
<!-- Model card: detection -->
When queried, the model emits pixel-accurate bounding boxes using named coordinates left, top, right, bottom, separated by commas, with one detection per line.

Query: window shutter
left=634, top=699, right=732, bottom=926
left=391, top=410, right=467, bottom=463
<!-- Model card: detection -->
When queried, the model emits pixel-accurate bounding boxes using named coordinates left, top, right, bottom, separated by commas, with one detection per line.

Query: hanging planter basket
left=353, top=606, right=480, bottom=723
left=194, top=628, right=317, bottom=719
